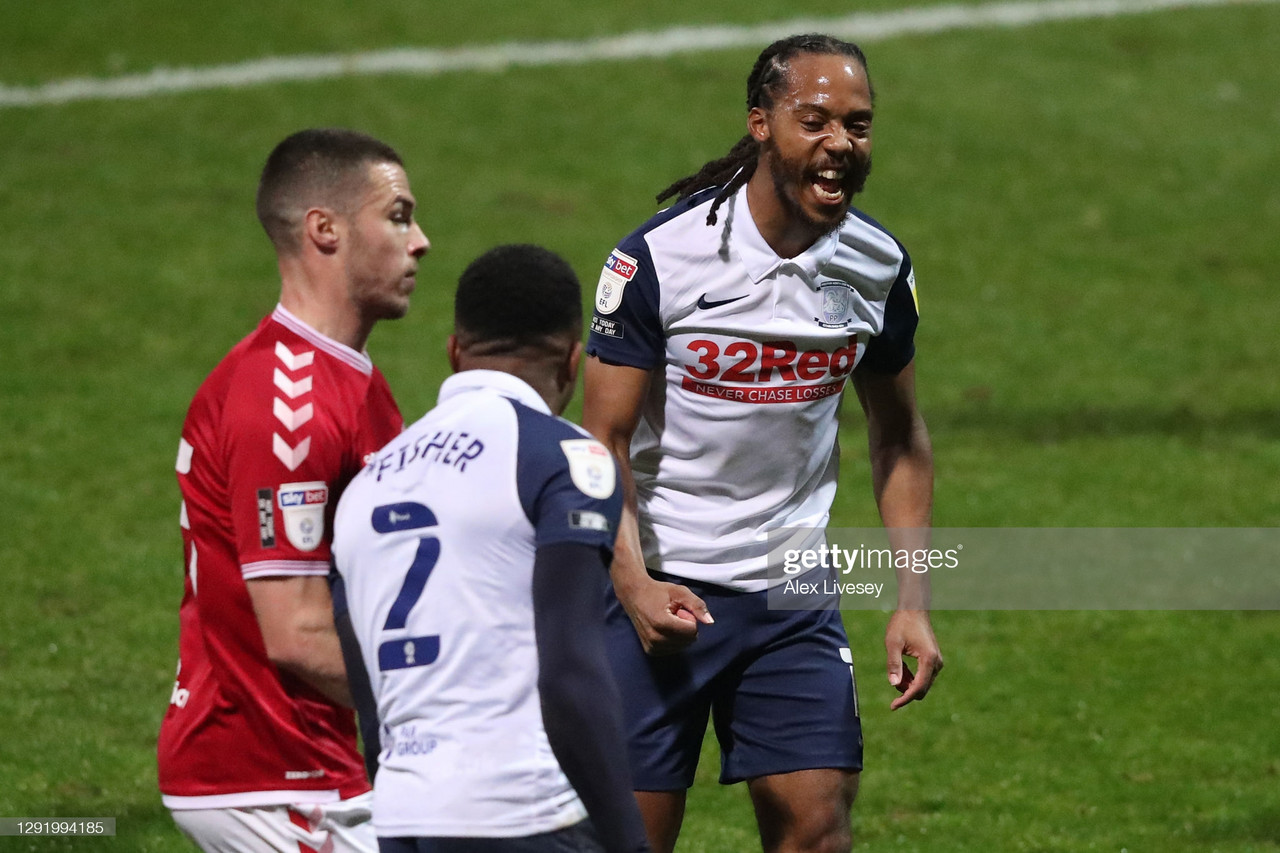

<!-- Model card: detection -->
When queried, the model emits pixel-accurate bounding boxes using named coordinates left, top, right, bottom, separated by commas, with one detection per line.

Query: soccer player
left=331, top=244, right=650, bottom=853
left=158, top=128, right=430, bottom=853
left=582, top=35, right=943, bottom=853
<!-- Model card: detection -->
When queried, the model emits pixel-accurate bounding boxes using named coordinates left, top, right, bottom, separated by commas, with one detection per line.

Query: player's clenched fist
left=619, top=579, right=713, bottom=655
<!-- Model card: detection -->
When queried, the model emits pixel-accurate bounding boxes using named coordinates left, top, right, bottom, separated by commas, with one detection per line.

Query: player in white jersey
left=583, top=36, right=943, bottom=853
left=333, top=245, right=650, bottom=853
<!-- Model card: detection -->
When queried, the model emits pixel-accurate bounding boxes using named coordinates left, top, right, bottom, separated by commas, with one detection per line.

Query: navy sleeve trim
left=586, top=230, right=664, bottom=369
left=584, top=188, right=725, bottom=372
left=510, top=401, right=623, bottom=550
left=857, top=248, right=918, bottom=375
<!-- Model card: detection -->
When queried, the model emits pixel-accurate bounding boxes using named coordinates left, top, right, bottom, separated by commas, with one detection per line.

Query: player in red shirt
left=158, top=128, right=430, bottom=853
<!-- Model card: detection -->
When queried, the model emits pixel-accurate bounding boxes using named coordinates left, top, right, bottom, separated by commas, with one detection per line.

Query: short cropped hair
left=255, top=128, right=404, bottom=254
left=454, top=245, right=582, bottom=351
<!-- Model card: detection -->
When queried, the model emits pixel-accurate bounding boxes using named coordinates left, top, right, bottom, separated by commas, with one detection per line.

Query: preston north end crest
left=816, top=282, right=854, bottom=328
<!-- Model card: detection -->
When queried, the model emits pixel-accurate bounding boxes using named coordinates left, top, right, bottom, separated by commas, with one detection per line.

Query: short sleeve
left=857, top=249, right=918, bottom=375
left=221, top=363, right=347, bottom=577
left=585, top=235, right=665, bottom=369
left=511, top=403, right=623, bottom=553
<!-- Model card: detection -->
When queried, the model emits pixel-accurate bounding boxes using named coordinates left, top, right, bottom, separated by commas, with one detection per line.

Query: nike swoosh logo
left=696, top=293, right=749, bottom=310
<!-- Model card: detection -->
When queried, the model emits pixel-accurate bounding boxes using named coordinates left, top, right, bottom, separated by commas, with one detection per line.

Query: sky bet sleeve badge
left=594, top=248, right=638, bottom=315
left=277, top=481, right=329, bottom=551
left=559, top=439, right=616, bottom=500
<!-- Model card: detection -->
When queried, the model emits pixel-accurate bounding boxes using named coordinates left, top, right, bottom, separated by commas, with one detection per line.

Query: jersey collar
left=437, top=369, right=551, bottom=414
left=271, top=304, right=374, bottom=375
left=728, top=184, right=843, bottom=289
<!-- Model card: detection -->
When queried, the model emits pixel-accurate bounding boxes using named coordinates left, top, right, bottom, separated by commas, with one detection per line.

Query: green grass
left=1, top=2, right=1278, bottom=850
left=0, top=0, right=1008, bottom=84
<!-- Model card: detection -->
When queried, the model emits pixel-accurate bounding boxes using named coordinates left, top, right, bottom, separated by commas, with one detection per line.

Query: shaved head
left=255, top=128, right=404, bottom=255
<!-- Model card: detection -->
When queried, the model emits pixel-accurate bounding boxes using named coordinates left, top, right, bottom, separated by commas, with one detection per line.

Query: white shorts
left=170, top=792, right=376, bottom=853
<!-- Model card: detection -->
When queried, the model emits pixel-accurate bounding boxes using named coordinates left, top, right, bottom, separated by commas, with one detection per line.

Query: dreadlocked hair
left=656, top=34, right=873, bottom=226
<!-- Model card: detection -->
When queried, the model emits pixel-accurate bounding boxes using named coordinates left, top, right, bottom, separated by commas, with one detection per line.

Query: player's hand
left=885, top=609, right=942, bottom=710
left=618, top=578, right=713, bottom=656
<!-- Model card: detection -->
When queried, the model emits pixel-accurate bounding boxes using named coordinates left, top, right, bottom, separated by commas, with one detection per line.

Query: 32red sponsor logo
left=683, top=337, right=860, bottom=383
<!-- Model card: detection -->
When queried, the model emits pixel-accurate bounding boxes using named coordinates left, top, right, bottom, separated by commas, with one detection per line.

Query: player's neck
left=745, top=172, right=824, bottom=260
left=278, top=266, right=371, bottom=352
left=283, top=300, right=371, bottom=352
left=453, top=359, right=570, bottom=415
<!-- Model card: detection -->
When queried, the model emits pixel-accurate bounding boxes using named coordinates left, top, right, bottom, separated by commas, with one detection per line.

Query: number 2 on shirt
left=372, top=502, right=440, bottom=671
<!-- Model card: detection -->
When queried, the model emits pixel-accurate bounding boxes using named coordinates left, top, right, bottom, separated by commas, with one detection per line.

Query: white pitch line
left=1, top=0, right=1275, bottom=108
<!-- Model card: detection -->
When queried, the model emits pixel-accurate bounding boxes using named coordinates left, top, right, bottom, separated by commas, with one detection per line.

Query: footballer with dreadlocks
left=582, top=35, right=943, bottom=853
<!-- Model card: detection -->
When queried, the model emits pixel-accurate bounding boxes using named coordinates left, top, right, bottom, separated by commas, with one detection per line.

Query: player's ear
left=446, top=334, right=462, bottom=373
left=564, top=339, right=584, bottom=388
left=748, top=106, right=771, bottom=143
left=304, top=207, right=341, bottom=254
left=551, top=339, right=584, bottom=416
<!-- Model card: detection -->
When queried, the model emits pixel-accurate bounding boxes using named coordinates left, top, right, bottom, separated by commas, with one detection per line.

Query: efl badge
left=277, top=481, right=328, bottom=551
left=907, top=267, right=919, bottom=315
left=595, top=249, right=638, bottom=315
left=816, top=282, right=854, bottom=328
left=559, top=440, right=616, bottom=500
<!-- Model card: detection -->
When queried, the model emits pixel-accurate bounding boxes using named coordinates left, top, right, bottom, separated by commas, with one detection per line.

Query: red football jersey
left=159, top=305, right=403, bottom=808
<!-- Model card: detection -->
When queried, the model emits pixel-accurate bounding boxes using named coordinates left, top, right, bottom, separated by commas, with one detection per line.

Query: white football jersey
left=332, top=370, right=621, bottom=838
left=587, top=184, right=918, bottom=591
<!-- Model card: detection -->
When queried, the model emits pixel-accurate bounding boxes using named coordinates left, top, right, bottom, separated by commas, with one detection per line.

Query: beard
left=766, top=142, right=873, bottom=236
left=346, top=254, right=413, bottom=322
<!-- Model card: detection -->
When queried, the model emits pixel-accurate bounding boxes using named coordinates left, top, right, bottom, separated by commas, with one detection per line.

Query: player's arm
left=852, top=361, right=944, bottom=708
left=247, top=575, right=354, bottom=707
left=582, top=357, right=712, bottom=654
left=533, top=541, right=651, bottom=853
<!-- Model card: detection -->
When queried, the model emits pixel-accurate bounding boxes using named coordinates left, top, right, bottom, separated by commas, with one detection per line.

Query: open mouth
left=811, top=168, right=847, bottom=205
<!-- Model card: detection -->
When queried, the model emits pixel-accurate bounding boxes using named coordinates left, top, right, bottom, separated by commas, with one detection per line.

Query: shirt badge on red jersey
left=257, top=489, right=276, bottom=548
left=277, top=481, right=328, bottom=551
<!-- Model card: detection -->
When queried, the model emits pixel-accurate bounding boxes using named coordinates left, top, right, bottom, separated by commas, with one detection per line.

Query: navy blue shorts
left=379, top=821, right=602, bottom=852
left=604, top=571, right=862, bottom=789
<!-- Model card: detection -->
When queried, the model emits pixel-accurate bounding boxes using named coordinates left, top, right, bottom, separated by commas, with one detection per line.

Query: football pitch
left=2, top=0, right=1278, bottom=849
